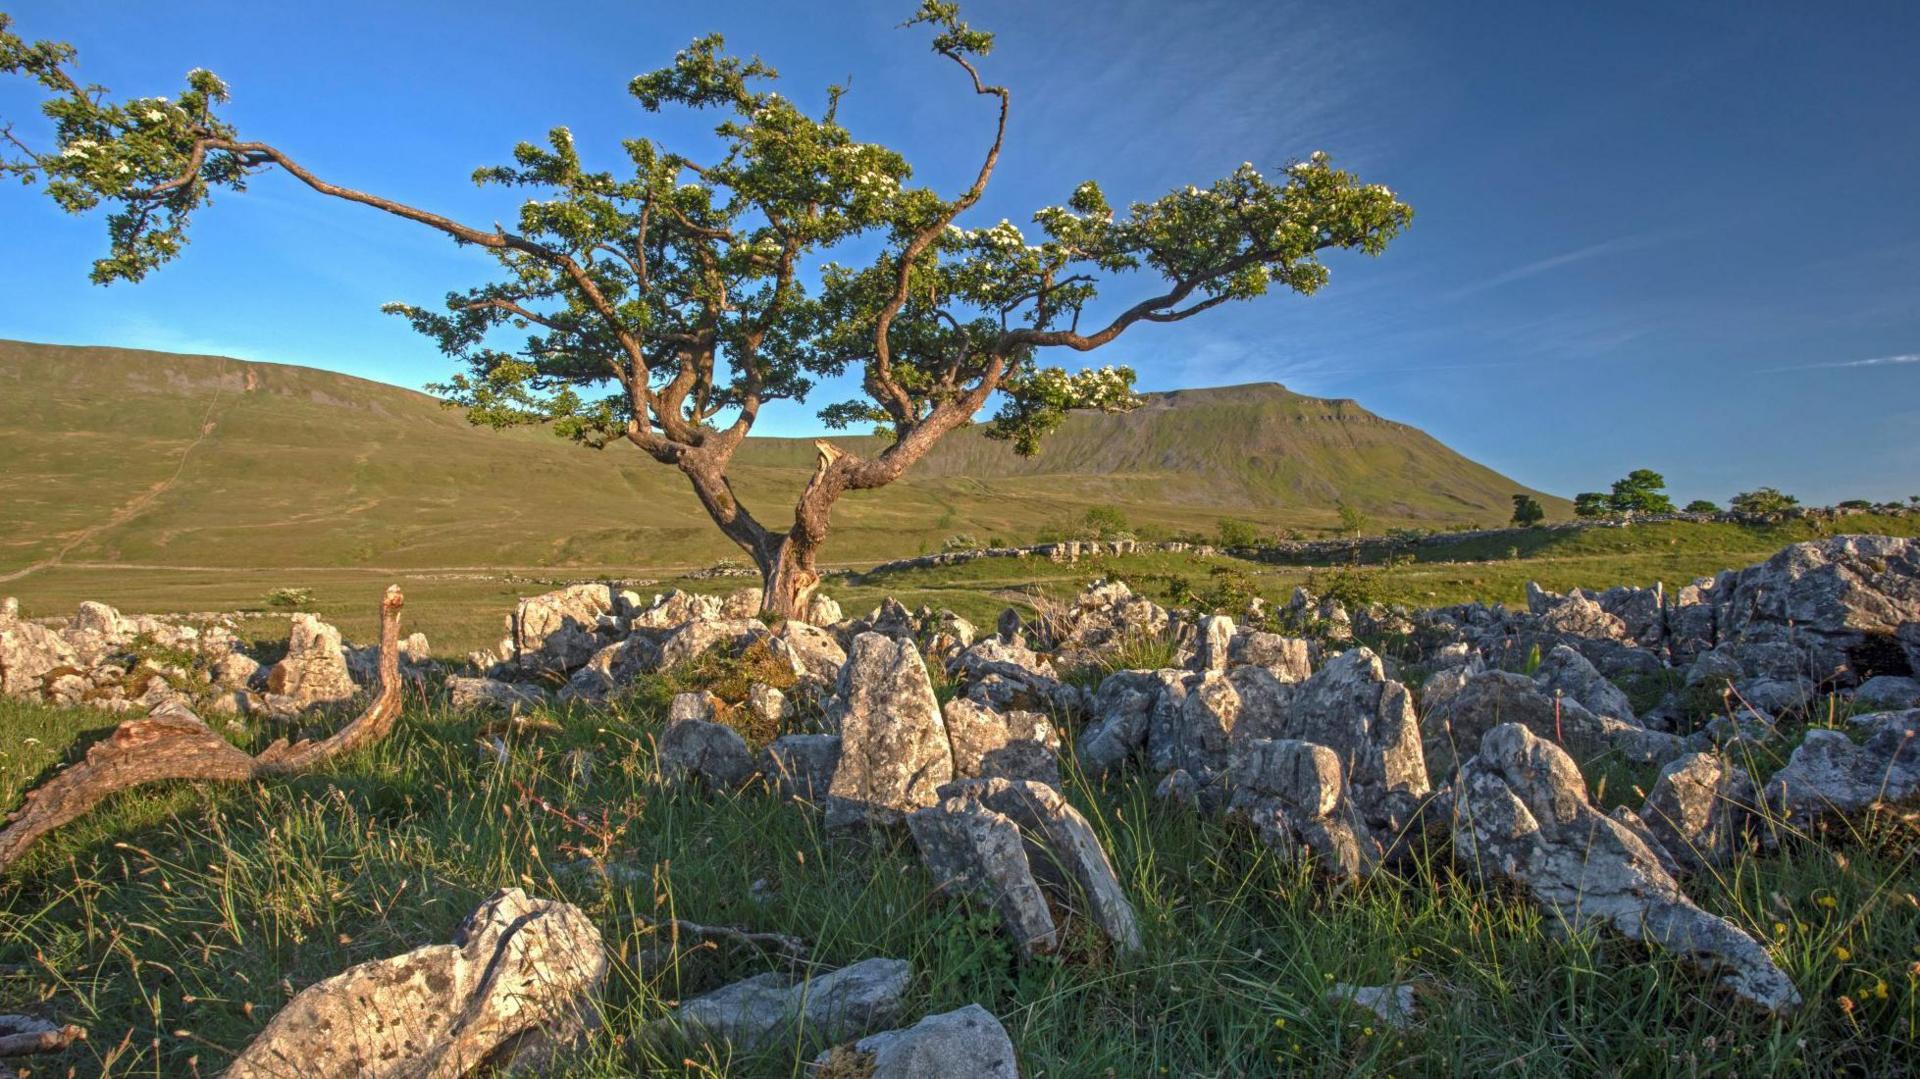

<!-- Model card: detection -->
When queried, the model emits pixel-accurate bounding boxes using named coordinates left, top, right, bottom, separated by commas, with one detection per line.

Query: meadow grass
left=0, top=682, right=1914, bottom=1077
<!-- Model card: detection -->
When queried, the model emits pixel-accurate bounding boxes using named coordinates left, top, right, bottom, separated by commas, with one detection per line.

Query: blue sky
left=3, top=0, right=1917, bottom=505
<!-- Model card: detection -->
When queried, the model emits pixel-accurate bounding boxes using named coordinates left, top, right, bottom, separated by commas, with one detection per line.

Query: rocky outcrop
left=814, top=1004, right=1018, bottom=1078
left=1228, top=738, right=1379, bottom=881
left=664, top=957, right=910, bottom=1052
left=1764, top=709, right=1920, bottom=825
left=511, top=583, right=623, bottom=674
left=826, top=633, right=953, bottom=831
left=909, top=777, right=1141, bottom=956
left=942, top=698, right=1062, bottom=786
left=1278, top=648, right=1428, bottom=830
left=1714, top=535, right=1920, bottom=683
left=227, top=888, right=606, bottom=1078
left=264, top=613, right=360, bottom=717
left=1454, top=723, right=1799, bottom=1015
left=446, top=675, right=548, bottom=712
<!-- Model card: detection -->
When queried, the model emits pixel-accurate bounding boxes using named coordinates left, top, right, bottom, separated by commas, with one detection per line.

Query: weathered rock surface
left=665, top=957, right=909, bottom=1052
left=1640, top=751, right=1757, bottom=871
left=826, top=633, right=952, bottom=830
left=1325, top=982, right=1418, bottom=1031
left=1229, top=738, right=1379, bottom=881
left=1454, top=723, right=1800, bottom=1014
left=1764, top=709, right=1920, bottom=825
left=446, top=675, right=548, bottom=712
left=659, top=714, right=755, bottom=793
left=1279, top=648, right=1428, bottom=830
left=942, top=698, right=1062, bottom=786
left=910, top=777, right=1141, bottom=955
left=814, top=1003, right=1018, bottom=1078
left=512, top=583, right=622, bottom=673
left=265, top=613, right=360, bottom=717
left=1078, top=669, right=1179, bottom=779
left=227, top=888, right=606, bottom=1078
left=1534, top=644, right=1636, bottom=724
left=1854, top=675, right=1920, bottom=710
left=759, top=734, right=842, bottom=802
left=1715, top=535, right=1920, bottom=683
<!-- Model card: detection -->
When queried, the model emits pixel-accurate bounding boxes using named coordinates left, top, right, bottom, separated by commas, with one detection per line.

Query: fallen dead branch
left=0, top=1014, right=86, bottom=1056
left=0, top=586, right=407, bottom=872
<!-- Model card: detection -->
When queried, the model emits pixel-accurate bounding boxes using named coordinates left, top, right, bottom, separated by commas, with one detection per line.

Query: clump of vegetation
left=264, top=586, right=314, bottom=609
left=1213, top=517, right=1261, bottom=548
left=941, top=533, right=981, bottom=552
left=1684, top=499, right=1720, bottom=513
left=1510, top=493, right=1546, bottom=526
left=1731, top=487, right=1800, bottom=514
left=1080, top=505, right=1132, bottom=541
left=1335, top=500, right=1370, bottom=537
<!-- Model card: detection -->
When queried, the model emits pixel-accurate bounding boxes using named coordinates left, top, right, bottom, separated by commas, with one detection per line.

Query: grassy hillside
left=0, top=339, right=1564, bottom=579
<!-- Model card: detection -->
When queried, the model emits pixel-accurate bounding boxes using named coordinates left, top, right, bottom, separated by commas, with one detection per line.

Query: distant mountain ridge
left=0, top=339, right=1565, bottom=573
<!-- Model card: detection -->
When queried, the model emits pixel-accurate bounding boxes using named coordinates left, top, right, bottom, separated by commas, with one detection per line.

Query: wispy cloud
left=1442, top=234, right=1666, bottom=301
left=1765, top=352, right=1920, bottom=372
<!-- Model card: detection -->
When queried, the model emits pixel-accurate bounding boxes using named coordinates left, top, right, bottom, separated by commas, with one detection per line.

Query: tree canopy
left=1, top=3, right=1414, bottom=612
left=1510, top=493, right=1545, bottom=526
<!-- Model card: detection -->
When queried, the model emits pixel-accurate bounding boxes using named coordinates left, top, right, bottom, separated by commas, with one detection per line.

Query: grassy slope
left=0, top=339, right=1566, bottom=578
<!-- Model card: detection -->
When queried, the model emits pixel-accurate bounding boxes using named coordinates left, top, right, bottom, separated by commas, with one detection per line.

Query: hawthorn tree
left=1510, top=493, right=1545, bottom=526
left=1607, top=469, right=1674, bottom=515
left=0, top=4, right=1412, bottom=615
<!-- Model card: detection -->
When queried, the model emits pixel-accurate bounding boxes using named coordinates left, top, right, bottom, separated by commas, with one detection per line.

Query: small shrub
left=265, top=587, right=314, bottom=609
left=941, top=533, right=981, bottom=552
left=1214, top=518, right=1260, bottom=548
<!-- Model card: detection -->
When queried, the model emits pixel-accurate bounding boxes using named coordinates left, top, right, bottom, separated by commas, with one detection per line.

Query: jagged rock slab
left=663, top=957, right=909, bottom=1052
left=1454, top=723, right=1800, bottom=1015
left=826, top=633, right=953, bottom=831
left=1764, top=709, right=1920, bottom=825
left=227, top=888, right=606, bottom=1078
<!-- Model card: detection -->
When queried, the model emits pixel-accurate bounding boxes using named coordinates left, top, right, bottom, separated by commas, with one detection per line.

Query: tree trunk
left=759, top=536, right=821, bottom=620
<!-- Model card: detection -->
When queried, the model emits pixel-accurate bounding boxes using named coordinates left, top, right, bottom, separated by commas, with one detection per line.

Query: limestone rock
left=1325, top=982, right=1418, bottom=1031
left=1230, top=630, right=1312, bottom=681
left=659, top=714, right=755, bottom=792
left=1715, top=535, right=1920, bottom=683
left=1196, top=614, right=1235, bottom=672
left=629, top=588, right=723, bottom=631
left=446, top=676, right=548, bottom=712
left=942, top=697, right=1061, bottom=786
left=1280, top=647, right=1429, bottom=830
left=826, top=633, right=952, bottom=830
left=264, top=613, right=359, bottom=716
left=656, top=618, right=767, bottom=672
left=665, top=957, right=909, bottom=1052
left=758, top=734, right=842, bottom=802
left=1534, top=644, right=1636, bottom=723
left=910, top=777, right=1140, bottom=955
left=1764, top=709, right=1920, bottom=825
left=0, top=615, right=74, bottom=697
left=1538, top=591, right=1627, bottom=640
left=227, top=888, right=606, bottom=1078
left=804, top=592, right=844, bottom=628
left=1855, top=675, right=1920, bottom=710
left=1640, top=751, right=1757, bottom=871
left=1077, top=669, right=1177, bottom=779
left=1229, top=738, right=1379, bottom=881
left=814, top=1003, right=1018, bottom=1078
left=1454, top=723, right=1800, bottom=1015
left=512, top=583, right=621, bottom=673
left=771, top=620, right=847, bottom=688
left=746, top=682, right=793, bottom=729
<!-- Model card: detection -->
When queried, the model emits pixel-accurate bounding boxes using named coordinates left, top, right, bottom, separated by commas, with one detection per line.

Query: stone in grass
left=813, top=1003, right=1018, bottom=1078
left=658, top=712, right=756, bottom=793
left=1454, top=723, right=1800, bottom=1016
left=826, top=633, right=953, bottom=831
left=662, top=957, right=910, bottom=1053
left=226, top=888, right=606, bottom=1078
left=908, top=777, right=1141, bottom=956
left=1325, top=982, right=1418, bottom=1031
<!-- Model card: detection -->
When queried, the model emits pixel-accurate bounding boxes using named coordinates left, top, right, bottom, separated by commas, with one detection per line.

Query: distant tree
left=1683, top=499, right=1719, bottom=513
left=1335, top=500, right=1370, bottom=537
left=0, top=5, right=1412, bottom=615
left=1214, top=517, right=1260, bottom=548
left=1607, top=469, right=1674, bottom=515
left=1081, top=505, right=1131, bottom=540
left=1573, top=492, right=1613, bottom=518
left=1909, top=495, right=1918, bottom=506
left=1730, top=487, right=1799, bottom=514
left=1509, top=493, right=1545, bottom=526
left=1836, top=499, right=1873, bottom=510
